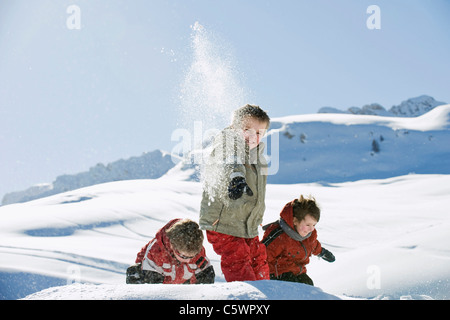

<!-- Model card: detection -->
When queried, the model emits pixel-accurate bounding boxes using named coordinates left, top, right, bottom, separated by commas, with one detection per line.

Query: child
left=126, top=218, right=215, bottom=284
left=262, top=195, right=335, bottom=286
left=199, top=104, right=271, bottom=282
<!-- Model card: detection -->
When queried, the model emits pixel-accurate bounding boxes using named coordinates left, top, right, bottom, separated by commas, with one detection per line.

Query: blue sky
left=1, top=0, right=449, bottom=199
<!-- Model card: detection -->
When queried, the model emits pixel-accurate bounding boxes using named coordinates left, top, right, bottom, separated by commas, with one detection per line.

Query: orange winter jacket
left=262, top=201, right=322, bottom=277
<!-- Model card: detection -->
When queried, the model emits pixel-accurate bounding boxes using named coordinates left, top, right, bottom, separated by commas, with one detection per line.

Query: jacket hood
left=279, top=200, right=296, bottom=228
left=279, top=200, right=312, bottom=241
left=157, top=219, right=178, bottom=257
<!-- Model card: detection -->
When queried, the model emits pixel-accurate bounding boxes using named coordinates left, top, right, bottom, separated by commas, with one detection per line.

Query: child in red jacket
left=262, top=195, right=335, bottom=286
left=126, top=218, right=215, bottom=284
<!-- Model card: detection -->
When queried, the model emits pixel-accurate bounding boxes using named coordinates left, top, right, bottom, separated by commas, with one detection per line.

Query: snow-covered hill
left=0, top=172, right=449, bottom=300
left=2, top=150, right=178, bottom=205
left=266, top=103, right=450, bottom=184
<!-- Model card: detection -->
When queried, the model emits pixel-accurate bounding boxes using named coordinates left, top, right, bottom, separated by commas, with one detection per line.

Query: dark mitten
left=318, top=248, right=335, bottom=262
left=228, top=176, right=253, bottom=200
left=126, top=263, right=142, bottom=284
left=270, top=272, right=314, bottom=286
left=141, top=270, right=165, bottom=284
left=195, top=265, right=215, bottom=284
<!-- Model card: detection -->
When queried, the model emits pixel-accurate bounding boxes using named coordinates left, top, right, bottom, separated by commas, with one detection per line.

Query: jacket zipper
left=300, top=241, right=308, bottom=263
left=212, top=204, right=225, bottom=231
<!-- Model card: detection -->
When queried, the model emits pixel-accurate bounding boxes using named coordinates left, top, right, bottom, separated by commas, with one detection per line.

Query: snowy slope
left=265, top=104, right=450, bottom=184
left=0, top=173, right=449, bottom=300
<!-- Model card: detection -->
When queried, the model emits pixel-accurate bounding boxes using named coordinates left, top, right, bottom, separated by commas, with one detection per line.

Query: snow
left=0, top=173, right=449, bottom=300
left=20, top=280, right=338, bottom=300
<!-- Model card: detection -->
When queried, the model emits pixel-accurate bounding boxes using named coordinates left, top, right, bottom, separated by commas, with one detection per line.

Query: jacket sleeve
left=135, top=242, right=150, bottom=263
left=193, top=250, right=215, bottom=284
left=311, top=233, right=323, bottom=256
left=130, top=240, right=166, bottom=284
left=204, top=129, right=248, bottom=192
left=140, top=239, right=167, bottom=277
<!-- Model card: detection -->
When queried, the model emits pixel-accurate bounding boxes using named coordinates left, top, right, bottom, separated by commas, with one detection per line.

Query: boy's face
left=293, top=214, right=317, bottom=237
left=171, top=244, right=197, bottom=262
left=240, top=117, right=268, bottom=150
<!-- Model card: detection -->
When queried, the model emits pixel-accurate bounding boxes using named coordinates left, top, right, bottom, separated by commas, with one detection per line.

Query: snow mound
left=21, top=280, right=340, bottom=300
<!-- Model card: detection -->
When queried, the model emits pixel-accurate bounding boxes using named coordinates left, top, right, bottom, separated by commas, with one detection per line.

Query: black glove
left=195, top=265, right=215, bottom=284
left=227, top=176, right=253, bottom=200
left=318, top=248, right=335, bottom=263
left=126, top=263, right=142, bottom=284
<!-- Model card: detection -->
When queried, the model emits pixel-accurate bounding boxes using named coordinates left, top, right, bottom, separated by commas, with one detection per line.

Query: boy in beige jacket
left=199, top=104, right=270, bottom=282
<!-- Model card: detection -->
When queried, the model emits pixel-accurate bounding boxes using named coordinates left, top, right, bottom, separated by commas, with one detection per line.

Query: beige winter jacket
left=199, top=127, right=268, bottom=238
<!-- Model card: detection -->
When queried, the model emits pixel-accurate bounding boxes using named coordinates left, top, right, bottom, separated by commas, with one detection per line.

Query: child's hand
left=318, top=248, right=335, bottom=262
left=228, top=177, right=254, bottom=200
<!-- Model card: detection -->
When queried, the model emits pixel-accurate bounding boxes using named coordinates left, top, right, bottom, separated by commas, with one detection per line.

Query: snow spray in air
left=176, top=22, right=248, bottom=137
left=171, top=22, right=279, bottom=194
left=171, top=22, right=245, bottom=155
left=170, top=21, right=250, bottom=199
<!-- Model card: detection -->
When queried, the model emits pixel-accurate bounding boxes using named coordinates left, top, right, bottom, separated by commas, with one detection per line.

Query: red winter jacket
left=135, top=219, right=212, bottom=284
left=262, top=201, right=322, bottom=277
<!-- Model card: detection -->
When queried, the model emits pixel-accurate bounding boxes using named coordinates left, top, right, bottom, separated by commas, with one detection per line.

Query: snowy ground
left=21, top=280, right=339, bottom=300
left=0, top=172, right=449, bottom=300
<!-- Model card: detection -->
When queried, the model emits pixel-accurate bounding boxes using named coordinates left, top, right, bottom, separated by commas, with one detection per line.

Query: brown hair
left=292, top=195, right=320, bottom=222
left=166, top=219, right=204, bottom=255
left=232, top=104, right=270, bottom=129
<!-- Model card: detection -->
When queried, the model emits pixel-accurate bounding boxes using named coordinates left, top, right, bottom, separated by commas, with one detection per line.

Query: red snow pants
left=206, top=230, right=270, bottom=282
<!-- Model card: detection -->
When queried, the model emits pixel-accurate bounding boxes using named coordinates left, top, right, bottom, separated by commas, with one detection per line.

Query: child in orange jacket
left=262, top=195, right=335, bottom=286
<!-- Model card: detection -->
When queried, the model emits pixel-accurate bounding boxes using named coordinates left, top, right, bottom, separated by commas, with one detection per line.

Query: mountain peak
left=318, top=95, right=446, bottom=117
left=389, top=95, right=446, bottom=117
